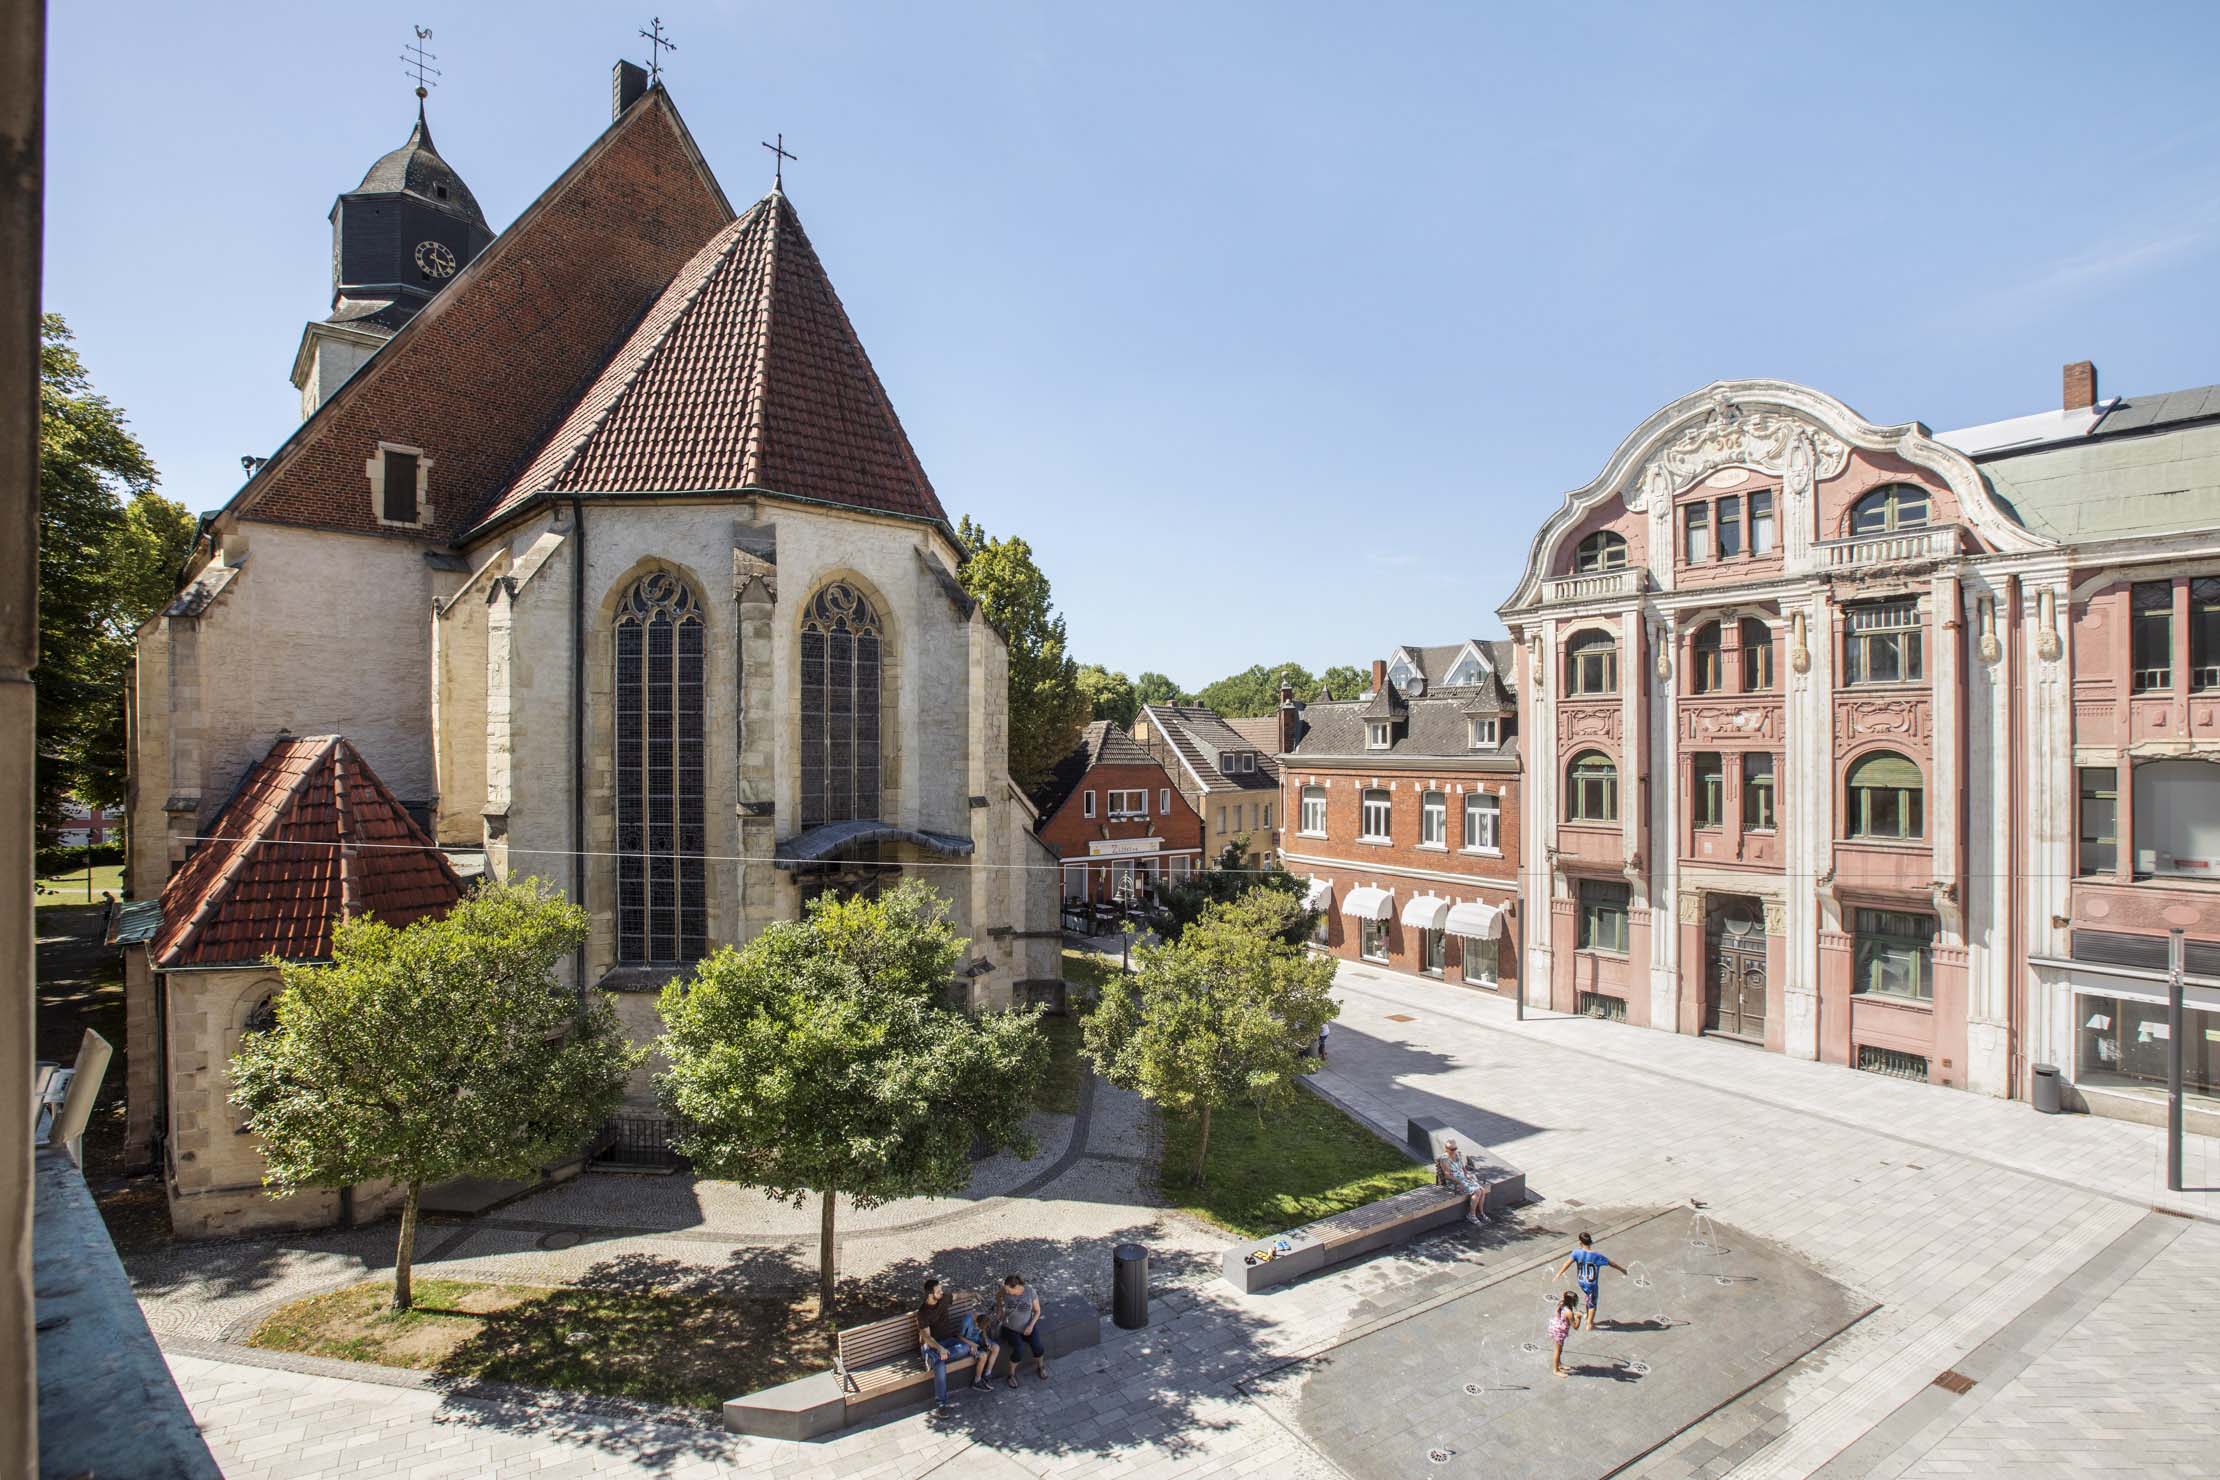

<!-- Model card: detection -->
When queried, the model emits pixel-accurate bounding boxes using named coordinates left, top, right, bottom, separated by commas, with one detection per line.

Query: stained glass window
left=801, top=582, right=883, bottom=828
left=615, top=571, right=706, bottom=964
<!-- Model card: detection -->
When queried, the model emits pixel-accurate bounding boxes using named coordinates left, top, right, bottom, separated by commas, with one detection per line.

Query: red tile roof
left=479, top=190, right=946, bottom=531
left=154, top=736, right=465, bottom=968
left=224, top=89, right=735, bottom=542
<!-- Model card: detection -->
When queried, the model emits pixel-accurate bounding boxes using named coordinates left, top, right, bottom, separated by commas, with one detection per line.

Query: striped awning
left=1302, top=878, right=1333, bottom=912
left=1445, top=901, right=1505, bottom=940
left=1400, top=894, right=1450, bottom=931
left=1341, top=885, right=1393, bottom=921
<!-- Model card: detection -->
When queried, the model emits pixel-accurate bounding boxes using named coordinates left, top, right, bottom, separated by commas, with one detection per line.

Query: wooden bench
left=836, top=1293, right=983, bottom=1416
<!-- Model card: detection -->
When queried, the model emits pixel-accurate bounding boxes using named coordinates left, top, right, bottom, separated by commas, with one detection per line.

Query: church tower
left=289, top=97, right=492, bottom=419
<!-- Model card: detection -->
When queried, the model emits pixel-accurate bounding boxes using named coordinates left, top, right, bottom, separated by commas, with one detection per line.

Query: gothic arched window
left=801, top=582, right=883, bottom=828
left=615, top=571, right=706, bottom=964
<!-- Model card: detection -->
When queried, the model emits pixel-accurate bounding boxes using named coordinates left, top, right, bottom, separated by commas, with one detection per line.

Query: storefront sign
left=1088, top=837, right=1164, bottom=858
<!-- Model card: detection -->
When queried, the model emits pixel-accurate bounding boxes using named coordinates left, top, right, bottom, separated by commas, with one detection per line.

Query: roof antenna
left=401, top=25, right=440, bottom=107
left=762, top=132, right=797, bottom=191
left=639, top=16, right=677, bottom=84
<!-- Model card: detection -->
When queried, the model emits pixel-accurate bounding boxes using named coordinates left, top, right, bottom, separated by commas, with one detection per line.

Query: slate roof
left=481, top=190, right=947, bottom=532
left=1389, top=639, right=1517, bottom=694
left=1139, top=705, right=1280, bottom=794
left=153, top=736, right=464, bottom=968
left=1289, top=696, right=1520, bottom=766
left=354, top=105, right=490, bottom=232
left=1033, top=721, right=1164, bottom=818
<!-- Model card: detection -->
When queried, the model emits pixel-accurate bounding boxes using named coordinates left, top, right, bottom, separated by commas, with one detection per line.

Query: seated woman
left=1435, top=1137, right=1494, bottom=1224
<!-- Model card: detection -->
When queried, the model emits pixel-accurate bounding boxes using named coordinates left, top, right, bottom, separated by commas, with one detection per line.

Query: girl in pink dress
left=1549, top=1290, right=1578, bottom=1377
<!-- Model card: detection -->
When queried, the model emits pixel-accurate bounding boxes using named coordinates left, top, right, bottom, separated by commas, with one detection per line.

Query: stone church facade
left=125, top=67, right=1061, bottom=1230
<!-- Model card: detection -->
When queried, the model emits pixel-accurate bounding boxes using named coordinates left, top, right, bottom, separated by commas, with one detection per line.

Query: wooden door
left=1704, top=901, right=1767, bottom=1041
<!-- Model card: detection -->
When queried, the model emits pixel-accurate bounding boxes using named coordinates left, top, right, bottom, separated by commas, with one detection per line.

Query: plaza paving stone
left=154, top=961, right=2220, bottom=1477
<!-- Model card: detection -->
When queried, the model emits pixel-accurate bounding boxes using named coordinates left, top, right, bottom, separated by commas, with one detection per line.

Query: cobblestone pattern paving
left=157, top=961, right=2220, bottom=1478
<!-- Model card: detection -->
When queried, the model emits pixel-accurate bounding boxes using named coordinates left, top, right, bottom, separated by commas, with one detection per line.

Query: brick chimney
left=613, top=59, right=649, bottom=119
left=1277, top=683, right=1301, bottom=755
left=2063, top=360, right=2098, bottom=413
left=1371, top=659, right=1387, bottom=695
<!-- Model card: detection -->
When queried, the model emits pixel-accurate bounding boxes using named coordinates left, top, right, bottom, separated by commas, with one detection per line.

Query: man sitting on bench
left=1436, top=1137, right=1496, bottom=1225
left=917, top=1277, right=989, bottom=1408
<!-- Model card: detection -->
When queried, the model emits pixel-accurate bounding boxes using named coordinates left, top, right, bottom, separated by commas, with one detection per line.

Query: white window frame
left=1420, top=791, right=1447, bottom=848
left=1468, top=717, right=1498, bottom=749
left=1462, top=936, right=1497, bottom=985
left=1160, top=787, right=1171, bottom=815
left=1463, top=792, right=1499, bottom=852
left=1300, top=785, right=1327, bottom=836
left=1360, top=788, right=1392, bottom=842
left=1359, top=915, right=1390, bottom=962
left=1262, top=802, right=1273, bottom=829
left=1082, top=789, right=1096, bottom=818
left=1366, top=722, right=1391, bottom=750
left=366, top=441, right=433, bottom=529
left=1107, top=789, right=1147, bottom=820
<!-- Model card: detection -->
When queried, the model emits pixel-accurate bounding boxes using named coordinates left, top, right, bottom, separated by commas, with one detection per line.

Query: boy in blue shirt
left=1552, top=1231, right=1621, bottom=1330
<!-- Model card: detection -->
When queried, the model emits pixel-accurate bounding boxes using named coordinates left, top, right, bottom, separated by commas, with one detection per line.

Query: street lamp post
left=2167, top=927, right=2185, bottom=1194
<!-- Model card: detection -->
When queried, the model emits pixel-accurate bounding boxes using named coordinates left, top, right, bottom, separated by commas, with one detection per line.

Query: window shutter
left=381, top=450, right=418, bottom=524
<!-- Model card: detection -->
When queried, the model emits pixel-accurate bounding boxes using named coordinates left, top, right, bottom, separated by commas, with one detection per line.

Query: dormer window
left=367, top=442, right=431, bottom=528
left=1575, top=531, right=1628, bottom=572
left=1366, top=722, right=1391, bottom=750
left=1468, top=717, right=1498, bottom=749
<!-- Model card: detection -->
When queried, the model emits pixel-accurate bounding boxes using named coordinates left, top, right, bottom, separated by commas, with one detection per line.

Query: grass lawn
left=1061, top=946, right=1115, bottom=999
left=249, top=1276, right=910, bottom=1408
left=1157, top=1088, right=1432, bottom=1238
left=34, top=863, right=122, bottom=907
left=1035, top=1011, right=1086, bottom=1115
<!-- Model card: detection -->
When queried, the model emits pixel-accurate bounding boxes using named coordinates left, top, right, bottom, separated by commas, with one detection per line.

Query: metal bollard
left=1112, top=1242, right=1149, bottom=1329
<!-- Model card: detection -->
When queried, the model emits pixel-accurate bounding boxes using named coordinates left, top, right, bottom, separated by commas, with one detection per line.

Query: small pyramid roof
left=483, top=190, right=946, bottom=530
left=154, top=736, right=464, bottom=968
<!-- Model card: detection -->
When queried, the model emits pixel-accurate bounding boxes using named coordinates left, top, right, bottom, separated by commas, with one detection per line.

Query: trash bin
left=2032, top=1063, right=2062, bottom=1114
left=1113, top=1242, right=1149, bottom=1329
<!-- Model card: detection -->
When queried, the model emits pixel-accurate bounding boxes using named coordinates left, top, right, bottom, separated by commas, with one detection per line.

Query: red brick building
left=1034, top=722, right=1203, bottom=904
left=1278, top=644, right=1522, bottom=994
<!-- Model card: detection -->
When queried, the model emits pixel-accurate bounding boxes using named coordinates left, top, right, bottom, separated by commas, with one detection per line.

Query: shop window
left=1742, top=753, right=1776, bottom=832
left=1300, top=785, right=1326, bottom=836
left=1691, top=622, right=1723, bottom=694
left=1844, top=600, right=1923, bottom=685
left=1577, top=879, right=1630, bottom=955
left=1692, top=753, right=1724, bottom=830
left=1359, top=916, right=1389, bottom=962
left=2078, top=767, right=2118, bottom=875
left=2079, top=995, right=2218, bottom=1096
left=1462, top=937, right=1496, bottom=986
left=2131, top=580, right=2173, bottom=692
left=1566, top=630, right=1618, bottom=695
left=1566, top=751, right=1618, bottom=823
left=1853, top=908, right=1935, bottom=1000
left=1575, top=531, right=1627, bottom=572
left=1740, top=617, right=1774, bottom=691
left=1422, top=928, right=1445, bottom=976
left=2131, top=759, right=2220, bottom=878
left=1847, top=751, right=1923, bottom=840
left=1848, top=484, right=1930, bottom=536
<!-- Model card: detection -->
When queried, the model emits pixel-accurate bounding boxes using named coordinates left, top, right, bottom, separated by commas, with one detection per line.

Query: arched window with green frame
left=1848, top=483, right=1931, bottom=536
left=1846, top=750, right=1924, bottom=840
left=1566, top=750, right=1619, bottom=823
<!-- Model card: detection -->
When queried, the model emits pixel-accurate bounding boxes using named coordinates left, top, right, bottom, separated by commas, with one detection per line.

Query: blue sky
left=45, top=2, right=2220, bottom=686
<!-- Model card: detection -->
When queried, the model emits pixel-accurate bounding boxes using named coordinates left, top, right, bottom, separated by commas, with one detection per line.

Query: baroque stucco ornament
left=1630, top=398, right=1851, bottom=511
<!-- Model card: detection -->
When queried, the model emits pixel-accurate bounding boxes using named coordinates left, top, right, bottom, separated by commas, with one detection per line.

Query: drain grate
left=1427, top=1449, right=1456, bottom=1465
left=1932, top=1369, right=1976, bottom=1395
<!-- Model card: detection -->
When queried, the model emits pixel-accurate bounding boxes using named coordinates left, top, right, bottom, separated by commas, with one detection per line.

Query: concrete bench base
left=722, top=1295, right=1102, bottom=1438
left=1408, top=1116, right=1527, bottom=1215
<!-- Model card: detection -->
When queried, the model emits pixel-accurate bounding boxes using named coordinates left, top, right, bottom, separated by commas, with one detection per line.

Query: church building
left=124, top=64, right=1063, bottom=1234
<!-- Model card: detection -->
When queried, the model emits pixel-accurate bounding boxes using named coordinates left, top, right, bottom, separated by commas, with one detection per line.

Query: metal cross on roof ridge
left=401, top=25, right=440, bottom=101
left=761, top=132, right=797, bottom=190
left=639, top=17, right=677, bottom=84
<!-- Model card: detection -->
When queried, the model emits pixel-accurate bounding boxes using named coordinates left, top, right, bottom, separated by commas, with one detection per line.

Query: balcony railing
left=1543, top=568, right=1644, bottom=603
left=1817, top=525, right=1960, bottom=571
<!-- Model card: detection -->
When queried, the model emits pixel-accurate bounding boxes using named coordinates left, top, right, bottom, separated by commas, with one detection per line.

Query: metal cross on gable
left=401, top=25, right=440, bottom=101
left=639, top=17, right=677, bottom=83
left=761, top=132, right=797, bottom=190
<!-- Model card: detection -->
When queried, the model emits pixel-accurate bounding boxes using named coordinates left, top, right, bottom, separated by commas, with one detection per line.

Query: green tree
left=1076, top=663, right=1138, bottom=729
left=957, top=516, right=1090, bottom=795
left=656, top=880, right=1047, bottom=1324
left=1133, top=670, right=1189, bottom=708
left=1195, top=661, right=1341, bottom=718
left=1320, top=665, right=1368, bottom=700
left=1154, top=836, right=1311, bottom=943
left=1084, top=889, right=1338, bottom=1183
left=36, top=314, right=195, bottom=832
left=230, top=880, right=640, bottom=1310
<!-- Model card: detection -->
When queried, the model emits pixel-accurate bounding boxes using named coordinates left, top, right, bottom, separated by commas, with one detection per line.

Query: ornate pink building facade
left=1501, top=367, right=2220, bottom=1126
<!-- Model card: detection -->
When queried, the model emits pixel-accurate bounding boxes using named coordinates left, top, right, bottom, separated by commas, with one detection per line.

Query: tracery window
left=800, top=582, right=883, bottom=829
left=615, top=571, right=706, bottom=964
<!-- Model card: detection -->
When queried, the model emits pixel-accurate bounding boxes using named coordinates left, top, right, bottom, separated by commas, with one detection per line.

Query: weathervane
left=639, top=17, right=677, bottom=84
left=401, top=25, right=440, bottom=102
left=761, top=132, right=797, bottom=190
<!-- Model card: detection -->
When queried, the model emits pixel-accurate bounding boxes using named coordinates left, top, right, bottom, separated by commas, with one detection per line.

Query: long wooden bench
left=835, top=1293, right=983, bottom=1414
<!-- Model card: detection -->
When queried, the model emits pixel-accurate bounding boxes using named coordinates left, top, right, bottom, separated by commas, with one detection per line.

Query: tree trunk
left=1192, top=1103, right=1213, bottom=1185
left=392, top=1180, right=422, bottom=1311
left=818, top=1189, right=838, bottom=1337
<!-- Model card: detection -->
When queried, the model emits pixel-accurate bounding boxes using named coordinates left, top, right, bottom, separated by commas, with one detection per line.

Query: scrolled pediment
left=1632, top=397, right=1849, bottom=511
